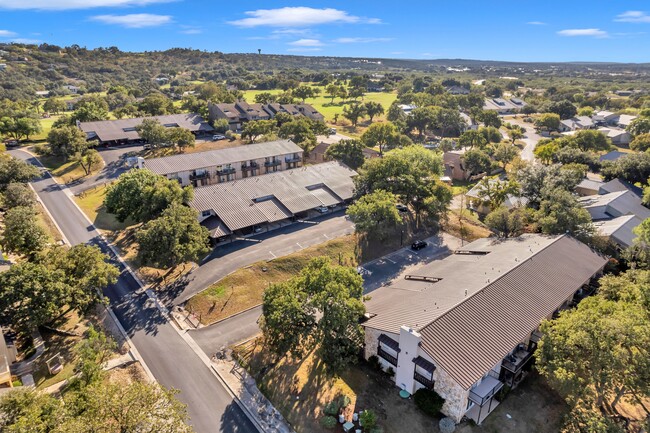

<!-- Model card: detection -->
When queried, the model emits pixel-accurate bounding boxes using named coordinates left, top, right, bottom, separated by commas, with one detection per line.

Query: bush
left=439, top=417, right=456, bottom=433
left=386, top=366, right=395, bottom=377
left=319, top=416, right=338, bottom=429
left=413, top=388, right=445, bottom=418
left=323, top=401, right=339, bottom=416
left=359, top=410, right=377, bottom=430
left=33, top=143, right=51, bottom=156
left=368, top=355, right=380, bottom=370
left=338, top=394, right=351, bottom=408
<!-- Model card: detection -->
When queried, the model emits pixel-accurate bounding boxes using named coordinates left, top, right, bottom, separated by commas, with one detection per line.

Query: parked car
left=4, top=139, right=19, bottom=148
left=411, top=240, right=427, bottom=251
left=396, top=204, right=409, bottom=213
left=212, top=134, right=226, bottom=141
left=328, top=128, right=337, bottom=135
left=143, top=143, right=152, bottom=150
left=315, top=206, right=329, bottom=214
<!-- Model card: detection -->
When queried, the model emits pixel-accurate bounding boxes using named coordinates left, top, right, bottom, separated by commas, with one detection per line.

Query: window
left=201, top=210, right=211, bottom=218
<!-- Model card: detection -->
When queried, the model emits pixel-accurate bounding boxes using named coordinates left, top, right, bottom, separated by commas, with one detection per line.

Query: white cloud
left=11, top=38, right=40, bottom=44
left=615, top=11, right=650, bottom=23
left=333, top=37, right=392, bottom=43
left=287, top=47, right=322, bottom=52
left=288, top=38, right=323, bottom=47
left=272, top=29, right=311, bottom=35
left=0, top=0, right=174, bottom=10
left=0, top=29, right=17, bottom=37
left=179, top=25, right=201, bottom=34
left=90, top=14, right=172, bottom=28
left=557, top=28, right=609, bottom=38
left=527, top=21, right=547, bottom=25
left=228, top=7, right=380, bottom=28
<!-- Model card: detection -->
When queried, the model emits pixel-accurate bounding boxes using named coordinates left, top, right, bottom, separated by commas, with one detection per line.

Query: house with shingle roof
left=362, top=234, right=607, bottom=424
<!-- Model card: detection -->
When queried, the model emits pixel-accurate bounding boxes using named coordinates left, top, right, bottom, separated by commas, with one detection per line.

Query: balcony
left=264, top=159, right=282, bottom=167
left=501, top=345, right=534, bottom=374
left=469, top=376, right=504, bottom=407
left=216, top=167, right=236, bottom=176
left=414, top=372, right=435, bottom=389
left=377, top=347, right=398, bottom=366
left=285, top=155, right=302, bottom=163
left=189, top=171, right=210, bottom=180
left=241, top=161, right=259, bottom=171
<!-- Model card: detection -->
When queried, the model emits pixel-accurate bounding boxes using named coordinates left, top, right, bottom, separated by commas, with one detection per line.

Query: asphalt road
left=172, top=211, right=354, bottom=305
left=189, top=307, right=262, bottom=358
left=68, top=145, right=143, bottom=194
left=10, top=149, right=257, bottom=433
left=506, top=117, right=541, bottom=163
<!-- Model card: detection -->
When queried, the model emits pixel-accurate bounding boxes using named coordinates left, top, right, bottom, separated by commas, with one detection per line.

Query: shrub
left=386, top=366, right=395, bottom=377
left=368, top=355, right=380, bottom=370
left=360, top=410, right=377, bottom=430
left=413, top=388, right=445, bottom=418
left=320, top=416, right=338, bottom=429
left=323, top=401, right=339, bottom=416
left=338, top=394, right=351, bottom=408
left=33, top=143, right=51, bottom=156
left=439, top=417, right=456, bottom=433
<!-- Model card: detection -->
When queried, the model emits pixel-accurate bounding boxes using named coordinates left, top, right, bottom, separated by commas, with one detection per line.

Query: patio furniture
left=342, top=421, right=354, bottom=432
left=352, top=412, right=358, bottom=422
left=399, top=389, right=411, bottom=398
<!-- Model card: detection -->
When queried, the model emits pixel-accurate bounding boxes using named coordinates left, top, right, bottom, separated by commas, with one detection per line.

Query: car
left=396, top=204, right=409, bottom=213
left=4, top=140, right=19, bottom=148
left=315, top=206, right=329, bottom=214
left=411, top=240, right=427, bottom=251
left=143, top=143, right=152, bottom=150
left=212, top=134, right=226, bottom=141
left=328, top=128, right=337, bottom=135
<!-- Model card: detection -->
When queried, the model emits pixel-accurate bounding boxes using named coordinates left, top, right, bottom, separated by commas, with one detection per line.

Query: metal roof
left=363, top=235, right=607, bottom=390
left=191, top=162, right=357, bottom=231
left=79, top=113, right=213, bottom=142
left=144, top=140, right=303, bottom=175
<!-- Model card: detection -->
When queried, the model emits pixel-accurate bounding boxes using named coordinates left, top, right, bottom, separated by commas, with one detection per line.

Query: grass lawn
left=187, top=235, right=358, bottom=325
left=241, top=86, right=397, bottom=125
left=36, top=153, right=102, bottom=185
left=35, top=201, right=64, bottom=244
left=443, top=208, right=492, bottom=242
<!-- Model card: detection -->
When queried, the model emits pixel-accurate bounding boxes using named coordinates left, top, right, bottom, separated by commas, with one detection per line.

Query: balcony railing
left=469, top=378, right=504, bottom=407
left=264, top=160, right=282, bottom=167
left=377, top=347, right=398, bottom=366
left=190, top=171, right=210, bottom=180
left=501, top=348, right=534, bottom=374
left=216, top=167, right=236, bottom=176
left=241, top=162, right=259, bottom=170
left=285, top=155, right=302, bottom=163
left=414, top=372, right=435, bottom=389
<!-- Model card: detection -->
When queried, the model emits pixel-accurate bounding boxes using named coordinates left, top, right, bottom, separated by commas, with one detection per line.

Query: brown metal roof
left=79, top=113, right=213, bottom=142
left=144, top=140, right=303, bottom=175
left=418, top=235, right=607, bottom=390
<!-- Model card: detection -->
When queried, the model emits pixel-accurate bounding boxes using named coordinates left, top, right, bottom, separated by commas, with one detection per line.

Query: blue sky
left=0, top=1, right=649, bottom=62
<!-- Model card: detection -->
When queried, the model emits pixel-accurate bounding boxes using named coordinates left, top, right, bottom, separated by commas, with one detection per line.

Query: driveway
left=68, top=145, right=143, bottom=194
left=170, top=211, right=354, bottom=305
left=506, top=117, right=541, bottom=163
left=188, top=232, right=462, bottom=357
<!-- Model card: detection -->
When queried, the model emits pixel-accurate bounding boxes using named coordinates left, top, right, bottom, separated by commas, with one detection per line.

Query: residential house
left=599, top=150, right=627, bottom=163
left=482, top=98, right=527, bottom=114
left=597, top=127, right=631, bottom=146
left=65, top=85, right=80, bottom=94
left=460, top=113, right=478, bottom=131
left=398, top=104, right=417, bottom=116
left=592, top=110, right=619, bottom=126
left=362, top=234, right=607, bottom=424
left=79, top=113, right=214, bottom=146
left=578, top=186, right=650, bottom=248
left=575, top=178, right=604, bottom=196
left=616, top=114, right=637, bottom=129
left=190, top=161, right=356, bottom=240
left=559, top=116, right=595, bottom=132
left=142, top=139, right=303, bottom=188
left=66, top=97, right=82, bottom=111
left=208, top=101, right=324, bottom=131
left=465, top=179, right=528, bottom=216
left=0, top=327, right=17, bottom=388
left=35, top=90, right=50, bottom=97
left=445, top=85, right=470, bottom=95
left=443, top=150, right=469, bottom=181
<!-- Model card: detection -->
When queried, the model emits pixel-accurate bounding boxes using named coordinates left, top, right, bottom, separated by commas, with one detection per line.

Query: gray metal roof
left=364, top=234, right=607, bottom=389
left=144, top=140, right=303, bottom=175
left=191, top=162, right=356, bottom=231
left=79, top=113, right=213, bottom=142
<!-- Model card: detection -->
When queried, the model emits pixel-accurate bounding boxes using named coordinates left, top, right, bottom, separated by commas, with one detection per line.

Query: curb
left=29, top=181, right=71, bottom=246
left=199, top=303, right=262, bottom=328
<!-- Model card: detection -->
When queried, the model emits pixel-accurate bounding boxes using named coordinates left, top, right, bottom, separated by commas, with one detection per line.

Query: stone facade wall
left=432, top=365, right=469, bottom=423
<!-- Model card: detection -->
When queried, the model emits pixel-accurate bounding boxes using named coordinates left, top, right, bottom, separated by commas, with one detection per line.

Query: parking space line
left=296, top=242, right=304, bottom=249
left=269, top=251, right=276, bottom=259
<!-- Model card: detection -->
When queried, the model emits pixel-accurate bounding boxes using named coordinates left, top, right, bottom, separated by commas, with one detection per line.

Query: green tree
left=546, top=100, right=577, bottom=120
left=516, top=164, right=583, bottom=207
left=627, top=118, right=650, bottom=137
left=364, top=101, right=385, bottom=123
left=105, top=169, right=193, bottom=223
left=508, top=127, right=524, bottom=143
left=47, top=124, right=88, bottom=158
left=278, top=118, right=321, bottom=154
left=462, top=149, right=493, bottom=175
left=458, top=130, right=487, bottom=149
left=342, top=103, right=367, bottom=127
left=0, top=156, right=40, bottom=188
left=325, top=139, right=365, bottom=170
left=136, top=118, right=169, bottom=147
left=254, top=92, right=277, bottom=104
left=535, top=113, right=561, bottom=131
left=42, top=98, right=65, bottom=114
left=0, top=262, right=68, bottom=333
left=361, top=122, right=402, bottom=156
left=136, top=204, right=209, bottom=268
left=241, top=119, right=277, bottom=143
left=347, top=190, right=401, bottom=239
left=166, top=127, right=196, bottom=152
left=2, top=182, right=36, bottom=208
left=261, top=258, right=365, bottom=372
left=493, top=143, right=518, bottom=169
left=407, top=106, right=436, bottom=138
left=630, top=133, right=650, bottom=152
left=601, top=152, right=650, bottom=184
left=0, top=387, right=62, bottom=431
left=387, top=102, right=407, bottom=123
left=473, top=177, right=519, bottom=210
left=138, top=92, right=175, bottom=116
left=293, top=86, right=315, bottom=103
left=478, top=110, right=502, bottom=128
left=569, top=130, right=611, bottom=152
left=624, top=218, right=650, bottom=269
left=0, top=117, right=42, bottom=141
left=534, top=141, right=559, bottom=165
left=1, top=206, right=48, bottom=256
left=535, top=188, right=594, bottom=241
left=479, top=126, right=502, bottom=143
left=325, top=84, right=340, bottom=103
left=485, top=206, right=526, bottom=238
left=74, top=325, right=117, bottom=386
left=76, top=149, right=103, bottom=175
left=70, top=102, right=109, bottom=123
